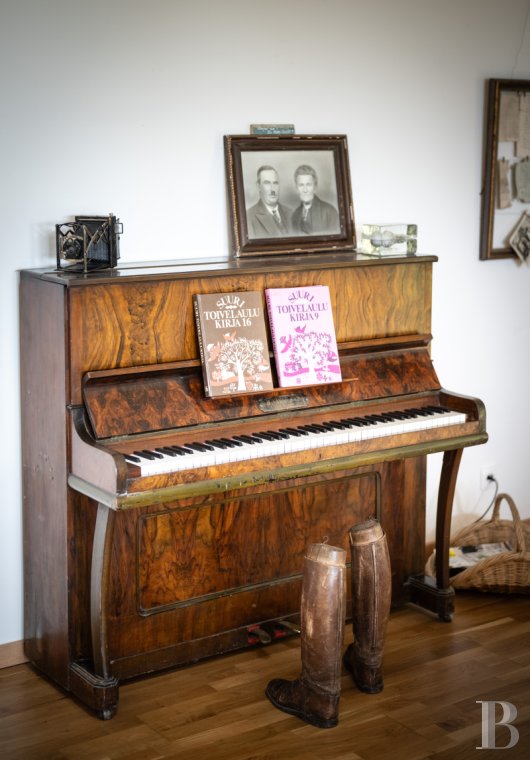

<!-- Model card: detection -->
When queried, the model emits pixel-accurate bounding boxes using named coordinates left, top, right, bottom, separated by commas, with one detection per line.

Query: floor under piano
left=1, top=591, right=529, bottom=760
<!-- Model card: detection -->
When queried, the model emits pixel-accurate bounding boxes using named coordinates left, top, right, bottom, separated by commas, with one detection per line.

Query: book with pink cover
left=194, top=291, right=273, bottom=397
left=265, top=285, right=342, bottom=387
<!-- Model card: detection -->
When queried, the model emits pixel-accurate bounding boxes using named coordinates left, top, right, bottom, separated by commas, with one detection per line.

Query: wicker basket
left=426, top=493, right=530, bottom=594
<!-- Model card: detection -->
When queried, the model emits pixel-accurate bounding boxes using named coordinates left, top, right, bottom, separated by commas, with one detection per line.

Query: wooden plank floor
left=1, top=592, right=529, bottom=759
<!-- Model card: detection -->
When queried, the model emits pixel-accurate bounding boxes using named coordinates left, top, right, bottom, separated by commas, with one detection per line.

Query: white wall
left=1, top=0, right=529, bottom=646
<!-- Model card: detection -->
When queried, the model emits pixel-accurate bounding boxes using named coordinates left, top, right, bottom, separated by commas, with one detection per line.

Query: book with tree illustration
left=193, top=291, right=274, bottom=397
left=265, top=285, right=342, bottom=387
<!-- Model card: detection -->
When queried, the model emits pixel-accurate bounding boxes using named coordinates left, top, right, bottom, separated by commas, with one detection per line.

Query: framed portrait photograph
left=224, top=134, right=355, bottom=257
left=480, top=78, right=530, bottom=260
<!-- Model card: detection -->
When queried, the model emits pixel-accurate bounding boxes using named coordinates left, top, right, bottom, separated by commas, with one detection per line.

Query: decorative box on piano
left=19, top=252, right=487, bottom=719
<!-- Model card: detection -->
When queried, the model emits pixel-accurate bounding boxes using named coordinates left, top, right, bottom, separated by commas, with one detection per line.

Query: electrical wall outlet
left=480, top=464, right=497, bottom=491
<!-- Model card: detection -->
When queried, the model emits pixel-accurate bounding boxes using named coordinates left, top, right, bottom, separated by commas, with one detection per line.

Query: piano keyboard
left=124, top=405, right=467, bottom=476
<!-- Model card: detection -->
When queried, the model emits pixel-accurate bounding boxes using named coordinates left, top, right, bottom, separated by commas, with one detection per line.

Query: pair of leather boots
left=265, top=518, right=391, bottom=729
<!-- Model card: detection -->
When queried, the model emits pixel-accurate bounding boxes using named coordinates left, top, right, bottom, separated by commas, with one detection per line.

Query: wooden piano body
left=20, top=253, right=487, bottom=718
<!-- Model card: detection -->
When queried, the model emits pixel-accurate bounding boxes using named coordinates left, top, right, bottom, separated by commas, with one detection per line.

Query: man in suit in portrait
left=291, top=164, right=340, bottom=235
left=246, top=165, right=292, bottom=238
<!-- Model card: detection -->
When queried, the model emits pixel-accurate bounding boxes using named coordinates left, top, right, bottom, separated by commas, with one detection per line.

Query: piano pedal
left=275, top=619, right=301, bottom=636
left=246, top=619, right=300, bottom=645
left=247, top=624, right=272, bottom=645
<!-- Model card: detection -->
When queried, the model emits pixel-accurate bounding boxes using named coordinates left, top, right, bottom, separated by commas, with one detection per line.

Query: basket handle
left=492, top=493, right=526, bottom=552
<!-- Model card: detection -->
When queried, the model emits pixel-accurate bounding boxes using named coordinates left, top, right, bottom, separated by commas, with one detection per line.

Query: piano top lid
left=20, top=251, right=438, bottom=287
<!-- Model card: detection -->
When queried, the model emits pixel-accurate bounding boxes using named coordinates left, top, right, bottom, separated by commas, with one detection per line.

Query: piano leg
left=69, top=502, right=119, bottom=719
left=91, top=503, right=117, bottom=680
left=409, top=448, right=463, bottom=622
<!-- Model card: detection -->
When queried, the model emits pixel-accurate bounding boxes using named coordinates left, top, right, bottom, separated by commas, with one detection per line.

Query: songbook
left=193, top=291, right=273, bottom=397
left=265, top=285, right=342, bottom=388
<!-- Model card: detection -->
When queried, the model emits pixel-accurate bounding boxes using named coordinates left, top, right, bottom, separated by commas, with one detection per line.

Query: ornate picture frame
left=480, top=78, right=530, bottom=260
left=224, top=134, right=355, bottom=257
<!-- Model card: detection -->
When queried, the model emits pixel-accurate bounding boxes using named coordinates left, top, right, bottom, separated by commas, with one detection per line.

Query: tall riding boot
left=343, top=518, right=391, bottom=694
left=265, top=543, right=346, bottom=728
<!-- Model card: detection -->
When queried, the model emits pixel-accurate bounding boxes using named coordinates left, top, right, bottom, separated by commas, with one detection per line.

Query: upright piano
left=20, top=252, right=487, bottom=719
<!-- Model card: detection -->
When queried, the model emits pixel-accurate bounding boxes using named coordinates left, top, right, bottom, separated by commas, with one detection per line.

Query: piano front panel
left=67, top=258, right=434, bottom=405
left=83, top=460, right=424, bottom=679
left=136, top=471, right=378, bottom=613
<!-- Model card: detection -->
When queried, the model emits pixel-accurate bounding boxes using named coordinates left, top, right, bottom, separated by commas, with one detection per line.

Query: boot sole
left=265, top=686, right=338, bottom=729
left=353, top=681, right=383, bottom=694
left=342, top=649, right=384, bottom=694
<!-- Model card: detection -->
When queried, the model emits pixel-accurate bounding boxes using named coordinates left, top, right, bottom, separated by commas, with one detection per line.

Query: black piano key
left=314, top=423, right=333, bottom=432
left=278, top=427, right=306, bottom=437
left=245, top=433, right=265, bottom=441
left=299, top=424, right=328, bottom=434
left=406, top=406, right=446, bottom=417
left=133, top=449, right=161, bottom=460
left=220, top=437, right=243, bottom=446
left=205, top=437, right=240, bottom=448
left=125, top=454, right=142, bottom=463
left=363, top=415, right=388, bottom=423
left=205, top=439, right=230, bottom=448
left=202, top=442, right=216, bottom=450
left=192, top=441, right=215, bottom=451
left=155, top=447, right=179, bottom=457
left=182, top=442, right=212, bottom=453
left=286, top=426, right=310, bottom=436
left=256, top=431, right=279, bottom=441
left=168, top=445, right=194, bottom=455
left=264, top=430, right=289, bottom=439
left=182, top=443, right=201, bottom=452
left=232, top=435, right=257, bottom=445
left=318, top=422, right=339, bottom=431
left=325, top=420, right=349, bottom=429
left=403, top=407, right=427, bottom=416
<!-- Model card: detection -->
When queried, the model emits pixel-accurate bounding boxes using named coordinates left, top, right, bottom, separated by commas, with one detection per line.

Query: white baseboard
left=0, top=640, right=28, bottom=669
